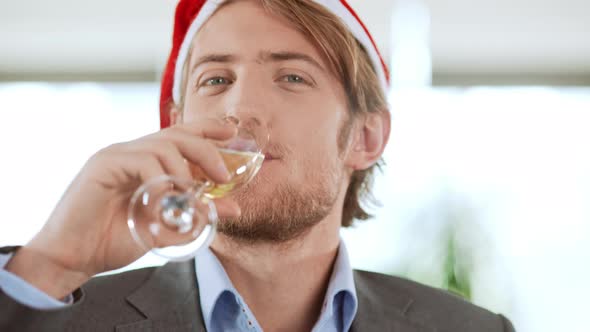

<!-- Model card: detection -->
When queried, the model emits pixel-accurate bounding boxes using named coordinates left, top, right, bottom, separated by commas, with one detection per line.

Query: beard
left=217, top=115, right=354, bottom=244
left=217, top=152, right=343, bottom=244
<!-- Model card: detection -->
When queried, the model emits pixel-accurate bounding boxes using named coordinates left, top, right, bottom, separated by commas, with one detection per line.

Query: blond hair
left=177, top=0, right=387, bottom=227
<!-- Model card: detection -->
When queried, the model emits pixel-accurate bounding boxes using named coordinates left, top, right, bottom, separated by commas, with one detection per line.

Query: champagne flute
left=127, top=117, right=267, bottom=260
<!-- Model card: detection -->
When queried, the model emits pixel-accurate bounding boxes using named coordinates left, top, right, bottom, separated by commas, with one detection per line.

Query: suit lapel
left=118, top=260, right=207, bottom=332
left=115, top=263, right=436, bottom=332
left=351, top=270, right=435, bottom=332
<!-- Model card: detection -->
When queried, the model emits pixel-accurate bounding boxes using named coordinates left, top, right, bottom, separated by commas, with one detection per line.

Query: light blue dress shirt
left=195, top=242, right=358, bottom=332
left=0, top=241, right=358, bottom=331
left=0, top=252, right=73, bottom=309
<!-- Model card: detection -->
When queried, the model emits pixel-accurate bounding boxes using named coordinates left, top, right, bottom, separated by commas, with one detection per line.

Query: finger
left=138, top=140, right=193, bottom=181
left=137, top=154, right=167, bottom=183
left=151, top=132, right=232, bottom=184
left=214, top=197, right=241, bottom=218
left=113, top=150, right=166, bottom=183
left=125, top=153, right=177, bottom=204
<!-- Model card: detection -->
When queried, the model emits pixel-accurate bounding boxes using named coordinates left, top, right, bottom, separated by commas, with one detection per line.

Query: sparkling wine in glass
left=127, top=117, right=267, bottom=260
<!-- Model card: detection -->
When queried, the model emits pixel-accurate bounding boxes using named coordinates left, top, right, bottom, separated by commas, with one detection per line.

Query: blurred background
left=1, top=0, right=589, bottom=331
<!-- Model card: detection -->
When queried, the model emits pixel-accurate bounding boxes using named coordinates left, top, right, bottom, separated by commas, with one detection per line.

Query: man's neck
left=210, top=219, right=341, bottom=332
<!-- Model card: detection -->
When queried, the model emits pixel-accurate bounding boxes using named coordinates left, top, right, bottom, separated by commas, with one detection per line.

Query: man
left=0, top=0, right=515, bottom=331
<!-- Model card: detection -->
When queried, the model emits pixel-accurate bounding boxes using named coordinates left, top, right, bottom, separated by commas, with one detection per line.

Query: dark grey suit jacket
left=0, top=246, right=515, bottom=331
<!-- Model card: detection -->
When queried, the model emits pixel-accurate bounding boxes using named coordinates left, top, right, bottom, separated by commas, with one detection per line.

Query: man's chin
left=218, top=182, right=336, bottom=244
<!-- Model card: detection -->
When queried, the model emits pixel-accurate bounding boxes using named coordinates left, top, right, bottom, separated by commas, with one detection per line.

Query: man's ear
left=345, top=110, right=391, bottom=170
left=170, top=105, right=182, bottom=125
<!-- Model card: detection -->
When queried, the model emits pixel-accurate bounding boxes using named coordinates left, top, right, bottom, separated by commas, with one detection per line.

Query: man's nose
left=222, top=76, right=270, bottom=128
left=224, top=107, right=263, bottom=128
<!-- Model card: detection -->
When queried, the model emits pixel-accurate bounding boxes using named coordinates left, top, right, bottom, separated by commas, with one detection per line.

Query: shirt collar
left=194, top=240, right=358, bottom=331
left=318, top=240, right=358, bottom=331
left=195, top=246, right=238, bottom=331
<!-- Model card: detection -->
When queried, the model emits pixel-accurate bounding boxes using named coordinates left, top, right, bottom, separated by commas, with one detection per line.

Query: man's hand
left=5, top=119, right=241, bottom=300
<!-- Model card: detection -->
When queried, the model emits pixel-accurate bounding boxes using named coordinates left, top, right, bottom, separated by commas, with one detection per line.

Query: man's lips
left=263, top=153, right=279, bottom=161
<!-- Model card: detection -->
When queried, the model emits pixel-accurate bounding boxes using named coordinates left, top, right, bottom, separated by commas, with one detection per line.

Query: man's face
left=180, top=0, right=353, bottom=242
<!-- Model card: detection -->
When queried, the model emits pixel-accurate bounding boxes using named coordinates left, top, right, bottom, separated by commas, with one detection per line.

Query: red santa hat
left=159, top=0, right=390, bottom=129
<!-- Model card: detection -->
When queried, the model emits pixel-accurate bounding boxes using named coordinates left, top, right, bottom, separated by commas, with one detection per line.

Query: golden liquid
left=190, top=148, right=264, bottom=199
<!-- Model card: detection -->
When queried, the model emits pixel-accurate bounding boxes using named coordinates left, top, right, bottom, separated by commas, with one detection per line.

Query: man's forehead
left=189, top=1, right=328, bottom=69
left=196, top=0, right=286, bottom=38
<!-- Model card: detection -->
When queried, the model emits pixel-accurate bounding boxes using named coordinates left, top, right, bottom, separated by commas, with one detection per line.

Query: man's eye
left=282, top=74, right=306, bottom=84
left=204, top=77, right=231, bottom=86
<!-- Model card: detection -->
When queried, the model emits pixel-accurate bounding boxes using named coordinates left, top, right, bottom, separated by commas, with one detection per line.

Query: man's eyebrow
left=190, top=53, right=237, bottom=74
left=189, top=51, right=325, bottom=74
left=262, top=51, right=325, bottom=71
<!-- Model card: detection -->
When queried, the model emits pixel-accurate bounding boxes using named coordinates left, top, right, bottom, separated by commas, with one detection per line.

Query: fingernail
left=219, top=164, right=231, bottom=181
